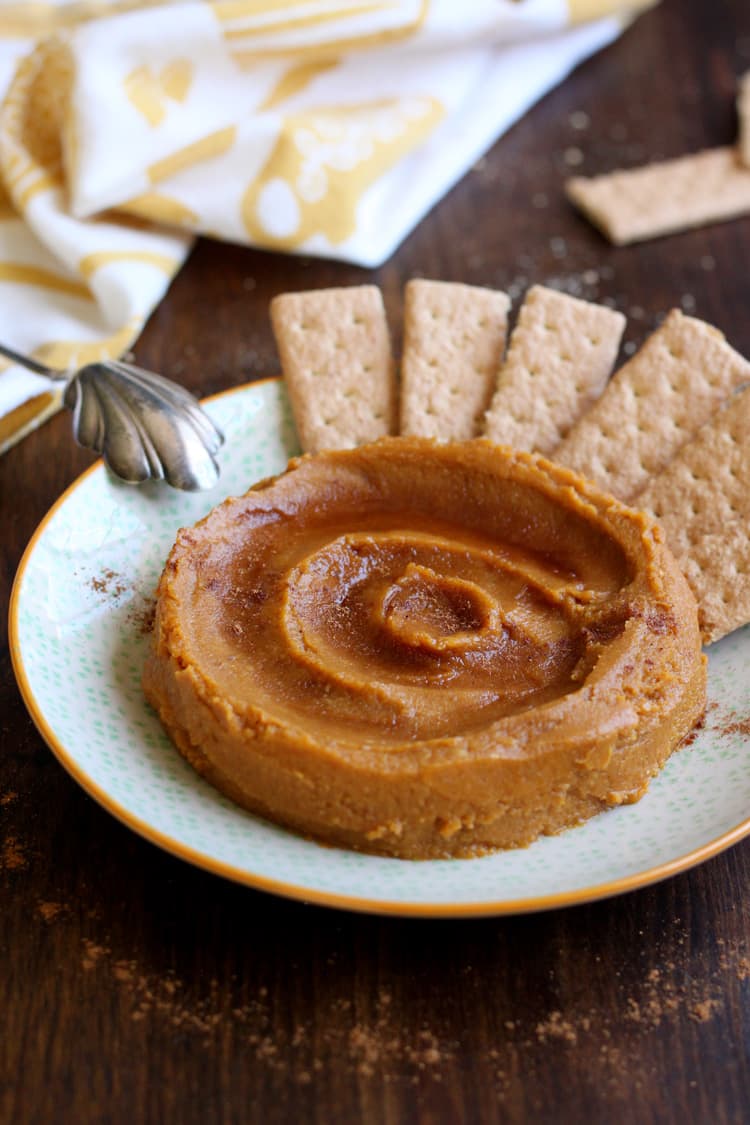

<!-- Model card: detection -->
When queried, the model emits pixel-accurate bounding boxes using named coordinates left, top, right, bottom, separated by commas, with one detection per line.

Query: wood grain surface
left=2, top=1, right=750, bottom=1121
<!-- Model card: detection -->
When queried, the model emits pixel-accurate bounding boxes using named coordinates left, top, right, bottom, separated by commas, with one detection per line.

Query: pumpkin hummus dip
left=143, top=438, right=706, bottom=860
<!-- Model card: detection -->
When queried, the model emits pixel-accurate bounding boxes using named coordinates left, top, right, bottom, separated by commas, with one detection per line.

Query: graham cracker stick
left=638, top=385, right=750, bottom=643
left=482, top=285, right=625, bottom=455
left=270, top=285, right=396, bottom=454
left=554, top=310, right=750, bottom=501
left=739, top=72, right=750, bottom=168
left=399, top=280, right=510, bottom=441
left=639, top=386, right=750, bottom=559
left=566, top=148, right=750, bottom=245
left=676, top=525, right=750, bottom=645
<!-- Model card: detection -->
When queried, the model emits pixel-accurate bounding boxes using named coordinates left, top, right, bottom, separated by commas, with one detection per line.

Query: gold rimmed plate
left=10, top=379, right=750, bottom=916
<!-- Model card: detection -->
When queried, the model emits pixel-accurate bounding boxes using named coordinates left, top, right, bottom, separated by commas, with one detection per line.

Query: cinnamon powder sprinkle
left=674, top=692, right=750, bottom=748
left=678, top=712, right=705, bottom=748
left=705, top=701, right=750, bottom=739
left=89, top=568, right=128, bottom=598
left=126, top=596, right=156, bottom=636
left=85, top=563, right=155, bottom=632
left=717, top=714, right=750, bottom=738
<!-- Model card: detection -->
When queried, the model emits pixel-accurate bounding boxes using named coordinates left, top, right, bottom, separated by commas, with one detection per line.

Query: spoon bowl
left=0, top=344, right=223, bottom=491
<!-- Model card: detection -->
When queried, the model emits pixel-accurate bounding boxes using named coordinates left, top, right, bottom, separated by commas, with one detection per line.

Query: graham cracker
left=482, top=285, right=625, bottom=455
left=566, top=148, right=750, bottom=245
left=639, top=386, right=750, bottom=558
left=554, top=310, right=750, bottom=501
left=739, top=72, right=750, bottom=168
left=677, top=525, right=750, bottom=645
left=638, top=385, right=750, bottom=643
left=270, top=285, right=396, bottom=454
left=399, top=279, right=510, bottom=441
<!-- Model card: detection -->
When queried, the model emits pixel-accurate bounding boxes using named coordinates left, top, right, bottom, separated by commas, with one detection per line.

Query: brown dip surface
left=143, top=438, right=706, bottom=859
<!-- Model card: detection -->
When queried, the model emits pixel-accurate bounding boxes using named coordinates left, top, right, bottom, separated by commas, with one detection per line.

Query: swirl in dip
left=143, top=438, right=706, bottom=859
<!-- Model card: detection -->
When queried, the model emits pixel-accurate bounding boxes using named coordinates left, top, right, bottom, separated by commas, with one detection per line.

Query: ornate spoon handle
left=0, top=343, right=223, bottom=491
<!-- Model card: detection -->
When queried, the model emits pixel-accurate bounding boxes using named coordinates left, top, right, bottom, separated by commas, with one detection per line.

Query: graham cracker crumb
left=535, top=1011, right=577, bottom=1045
left=37, top=901, right=65, bottom=922
left=564, top=146, right=584, bottom=167
left=81, top=940, right=110, bottom=970
left=1, top=835, right=28, bottom=871
left=689, top=999, right=722, bottom=1023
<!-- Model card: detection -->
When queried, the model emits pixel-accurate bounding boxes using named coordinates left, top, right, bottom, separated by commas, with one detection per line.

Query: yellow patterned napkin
left=0, top=0, right=654, bottom=454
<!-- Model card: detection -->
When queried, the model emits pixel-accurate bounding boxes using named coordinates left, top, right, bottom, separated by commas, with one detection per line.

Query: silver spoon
left=0, top=342, right=223, bottom=491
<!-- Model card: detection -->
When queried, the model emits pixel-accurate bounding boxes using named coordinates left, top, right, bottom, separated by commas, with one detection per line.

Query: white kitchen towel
left=0, top=0, right=654, bottom=453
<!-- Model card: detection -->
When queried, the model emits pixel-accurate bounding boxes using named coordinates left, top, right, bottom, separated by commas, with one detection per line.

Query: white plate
left=10, top=379, right=750, bottom=916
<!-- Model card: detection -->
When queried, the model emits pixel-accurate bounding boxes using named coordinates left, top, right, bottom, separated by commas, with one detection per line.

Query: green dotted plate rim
left=9, top=379, right=750, bottom=917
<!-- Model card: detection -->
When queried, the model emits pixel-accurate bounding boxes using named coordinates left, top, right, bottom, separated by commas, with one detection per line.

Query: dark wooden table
left=3, top=1, right=750, bottom=1121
